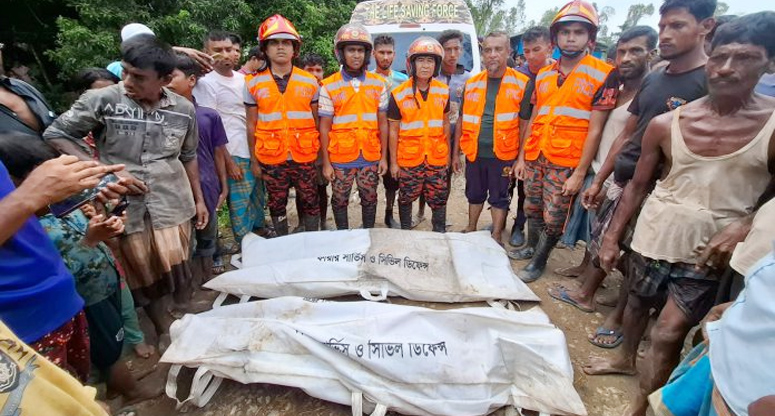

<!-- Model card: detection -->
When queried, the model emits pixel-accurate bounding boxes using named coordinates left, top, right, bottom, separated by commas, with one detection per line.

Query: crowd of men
left=1, top=0, right=774, bottom=414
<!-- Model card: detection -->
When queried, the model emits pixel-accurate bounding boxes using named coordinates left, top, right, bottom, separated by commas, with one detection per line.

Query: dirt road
left=125, top=176, right=638, bottom=416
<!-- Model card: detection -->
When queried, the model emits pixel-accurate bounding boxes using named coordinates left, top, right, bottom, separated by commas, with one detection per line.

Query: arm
left=214, top=146, right=229, bottom=209
left=598, top=115, right=669, bottom=272
left=591, top=113, right=637, bottom=187
left=377, top=112, right=388, bottom=175
left=172, top=46, right=214, bottom=73
left=451, top=117, right=463, bottom=174
left=320, top=116, right=334, bottom=181
left=562, top=109, right=611, bottom=196
left=443, top=110, right=451, bottom=167
left=245, top=104, right=260, bottom=178
left=514, top=110, right=537, bottom=180
left=181, top=111, right=207, bottom=229
left=0, top=156, right=123, bottom=244
left=388, top=120, right=400, bottom=177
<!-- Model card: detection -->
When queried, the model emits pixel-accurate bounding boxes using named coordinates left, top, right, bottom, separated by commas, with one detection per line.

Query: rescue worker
left=388, top=37, right=451, bottom=232
left=452, top=31, right=531, bottom=244
left=244, top=14, right=321, bottom=236
left=320, top=24, right=389, bottom=230
left=511, top=0, right=615, bottom=282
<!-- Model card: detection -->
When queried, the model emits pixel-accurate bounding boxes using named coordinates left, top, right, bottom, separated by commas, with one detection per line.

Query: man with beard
left=320, top=24, right=389, bottom=230
left=372, top=35, right=408, bottom=229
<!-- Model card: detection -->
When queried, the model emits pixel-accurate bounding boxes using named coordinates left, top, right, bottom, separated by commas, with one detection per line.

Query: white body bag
left=162, top=297, right=587, bottom=416
left=206, top=229, right=540, bottom=303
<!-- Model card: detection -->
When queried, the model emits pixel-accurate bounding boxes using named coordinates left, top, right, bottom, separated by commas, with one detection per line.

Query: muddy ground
left=117, top=174, right=640, bottom=416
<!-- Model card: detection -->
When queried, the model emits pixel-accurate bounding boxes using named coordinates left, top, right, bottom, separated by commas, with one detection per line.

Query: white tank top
left=631, top=106, right=775, bottom=264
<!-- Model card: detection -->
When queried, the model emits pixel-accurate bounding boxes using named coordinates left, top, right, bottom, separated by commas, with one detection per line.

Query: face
left=707, top=42, right=771, bottom=98
left=413, top=56, right=436, bottom=80
left=265, top=39, right=295, bottom=66
left=373, top=44, right=395, bottom=71
left=556, top=22, right=591, bottom=54
left=658, top=8, right=713, bottom=60
left=481, top=35, right=510, bottom=74
left=89, top=79, right=116, bottom=90
left=303, top=64, right=324, bottom=81
left=205, top=39, right=235, bottom=71
left=441, top=38, right=462, bottom=69
left=249, top=56, right=265, bottom=72
left=230, top=43, right=242, bottom=66
left=121, top=62, right=169, bottom=103
left=523, top=38, right=551, bottom=69
left=167, top=68, right=195, bottom=96
left=616, top=36, right=652, bottom=80
left=343, top=44, right=366, bottom=71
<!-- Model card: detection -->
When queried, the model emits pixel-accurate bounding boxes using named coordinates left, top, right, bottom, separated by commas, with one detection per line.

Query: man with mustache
left=319, top=24, right=389, bottom=230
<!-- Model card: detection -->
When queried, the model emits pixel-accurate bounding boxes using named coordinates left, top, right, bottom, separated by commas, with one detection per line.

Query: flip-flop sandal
left=589, top=326, right=624, bottom=349
left=548, top=286, right=595, bottom=313
left=212, top=257, right=226, bottom=275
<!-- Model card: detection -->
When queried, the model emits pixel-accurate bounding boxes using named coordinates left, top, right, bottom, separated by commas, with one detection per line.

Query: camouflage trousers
left=262, top=160, right=320, bottom=218
left=398, top=162, right=449, bottom=210
left=524, top=155, right=574, bottom=238
left=331, top=165, right=379, bottom=210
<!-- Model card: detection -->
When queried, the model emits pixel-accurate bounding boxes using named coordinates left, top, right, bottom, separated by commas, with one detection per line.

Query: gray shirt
left=43, top=82, right=197, bottom=234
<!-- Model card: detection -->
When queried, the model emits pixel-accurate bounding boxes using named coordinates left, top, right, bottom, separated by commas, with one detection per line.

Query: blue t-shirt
left=0, top=161, right=83, bottom=343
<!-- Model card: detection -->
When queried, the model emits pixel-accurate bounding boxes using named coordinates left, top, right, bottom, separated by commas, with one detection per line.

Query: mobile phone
left=49, top=173, right=120, bottom=218
left=109, top=197, right=130, bottom=218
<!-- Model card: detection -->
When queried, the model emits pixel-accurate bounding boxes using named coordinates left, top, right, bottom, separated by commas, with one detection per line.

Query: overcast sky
left=512, top=0, right=772, bottom=32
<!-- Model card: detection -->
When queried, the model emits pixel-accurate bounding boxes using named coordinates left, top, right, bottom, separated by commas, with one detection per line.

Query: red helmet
left=334, top=23, right=373, bottom=67
left=258, top=14, right=301, bottom=43
left=551, top=0, right=600, bottom=42
left=405, top=37, right=444, bottom=77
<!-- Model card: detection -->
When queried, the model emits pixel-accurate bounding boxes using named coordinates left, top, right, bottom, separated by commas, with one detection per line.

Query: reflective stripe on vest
left=525, top=54, right=614, bottom=168
left=393, top=78, right=450, bottom=168
left=459, top=67, right=529, bottom=162
left=247, top=67, right=321, bottom=165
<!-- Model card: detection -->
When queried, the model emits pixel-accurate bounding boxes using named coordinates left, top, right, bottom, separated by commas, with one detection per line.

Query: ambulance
left=350, top=0, right=481, bottom=74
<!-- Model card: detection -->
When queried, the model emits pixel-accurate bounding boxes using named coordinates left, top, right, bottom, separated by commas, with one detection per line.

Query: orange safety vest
left=459, top=67, right=529, bottom=162
left=524, top=54, right=613, bottom=168
left=392, top=78, right=450, bottom=168
left=246, top=67, right=320, bottom=165
left=321, top=71, right=385, bottom=164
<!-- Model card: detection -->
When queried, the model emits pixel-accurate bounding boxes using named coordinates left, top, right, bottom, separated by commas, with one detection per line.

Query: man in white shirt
left=194, top=31, right=267, bottom=244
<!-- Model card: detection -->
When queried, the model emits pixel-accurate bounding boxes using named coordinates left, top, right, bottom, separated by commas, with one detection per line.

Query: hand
left=561, top=171, right=585, bottom=196
left=250, top=160, right=262, bottom=180
left=597, top=237, right=621, bottom=273
left=582, top=181, right=603, bottom=210
left=217, top=190, right=228, bottom=210
left=84, top=214, right=124, bottom=246
left=114, top=170, right=148, bottom=195
left=226, top=157, right=244, bottom=181
left=452, top=155, right=462, bottom=174
left=18, top=155, right=125, bottom=209
left=513, top=157, right=527, bottom=180
left=323, top=162, right=335, bottom=183
left=696, top=217, right=752, bottom=269
left=172, top=46, right=213, bottom=73
left=94, top=179, right=130, bottom=203
left=390, top=162, right=400, bottom=179
left=194, top=201, right=209, bottom=230
left=701, top=301, right=733, bottom=340
left=377, top=158, right=388, bottom=176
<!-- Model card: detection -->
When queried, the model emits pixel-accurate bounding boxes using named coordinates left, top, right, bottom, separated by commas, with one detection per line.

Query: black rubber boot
left=384, top=209, right=400, bottom=229
left=303, top=214, right=320, bottom=232
left=518, top=232, right=559, bottom=283
left=362, top=205, right=377, bottom=229
left=507, top=219, right=542, bottom=260
left=271, top=215, right=289, bottom=237
left=431, top=207, right=446, bottom=233
left=333, top=209, right=349, bottom=230
left=398, top=203, right=413, bottom=230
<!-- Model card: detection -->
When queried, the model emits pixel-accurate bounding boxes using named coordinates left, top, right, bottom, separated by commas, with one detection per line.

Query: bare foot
left=461, top=226, right=476, bottom=233
left=133, top=343, right=155, bottom=359
left=582, top=356, right=637, bottom=376
left=122, top=382, right=165, bottom=406
left=555, top=264, right=585, bottom=278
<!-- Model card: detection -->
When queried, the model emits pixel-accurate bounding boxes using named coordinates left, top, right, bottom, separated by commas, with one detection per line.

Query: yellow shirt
left=0, top=321, right=107, bottom=416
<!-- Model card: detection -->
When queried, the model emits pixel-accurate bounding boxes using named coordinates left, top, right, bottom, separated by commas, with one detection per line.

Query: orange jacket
left=246, top=67, right=320, bottom=165
left=459, top=67, right=530, bottom=162
left=524, top=54, right=613, bottom=168
left=321, top=71, right=385, bottom=164
left=392, top=79, right=450, bottom=168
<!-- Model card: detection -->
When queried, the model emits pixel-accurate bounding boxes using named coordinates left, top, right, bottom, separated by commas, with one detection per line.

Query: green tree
left=466, top=0, right=527, bottom=35
left=618, top=3, right=655, bottom=32
left=715, top=1, right=730, bottom=16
